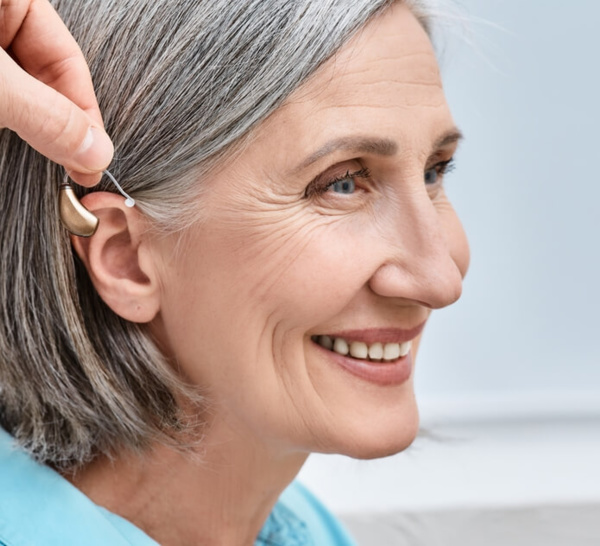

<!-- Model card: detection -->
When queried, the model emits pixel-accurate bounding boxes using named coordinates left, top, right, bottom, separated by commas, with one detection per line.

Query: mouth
left=309, top=323, right=425, bottom=386
left=310, top=335, right=411, bottom=363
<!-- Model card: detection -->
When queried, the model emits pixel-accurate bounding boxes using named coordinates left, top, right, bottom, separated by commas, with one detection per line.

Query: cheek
left=156, top=216, right=380, bottom=368
left=255, top=218, right=384, bottom=325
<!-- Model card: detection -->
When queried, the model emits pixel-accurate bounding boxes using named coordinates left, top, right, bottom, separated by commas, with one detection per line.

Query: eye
left=330, top=177, right=356, bottom=194
left=305, top=167, right=371, bottom=198
left=424, top=158, right=455, bottom=186
left=325, top=168, right=371, bottom=195
left=424, top=167, right=439, bottom=185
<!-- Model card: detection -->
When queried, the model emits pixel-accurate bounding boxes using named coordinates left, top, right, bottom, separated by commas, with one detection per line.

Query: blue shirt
left=0, top=428, right=355, bottom=545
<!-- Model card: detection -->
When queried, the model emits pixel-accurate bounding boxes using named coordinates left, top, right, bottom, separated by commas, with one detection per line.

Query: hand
left=0, top=0, right=113, bottom=186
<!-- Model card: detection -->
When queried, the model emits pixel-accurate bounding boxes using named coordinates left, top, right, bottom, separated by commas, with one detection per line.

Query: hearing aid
left=59, top=170, right=135, bottom=237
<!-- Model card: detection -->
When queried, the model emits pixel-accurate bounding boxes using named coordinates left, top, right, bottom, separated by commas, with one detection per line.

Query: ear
left=71, top=192, right=160, bottom=323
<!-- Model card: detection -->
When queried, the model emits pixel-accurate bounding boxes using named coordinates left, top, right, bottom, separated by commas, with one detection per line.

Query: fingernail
left=74, top=127, right=114, bottom=172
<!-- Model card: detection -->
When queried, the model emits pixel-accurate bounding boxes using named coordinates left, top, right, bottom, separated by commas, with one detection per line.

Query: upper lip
left=316, top=321, right=427, bottom=345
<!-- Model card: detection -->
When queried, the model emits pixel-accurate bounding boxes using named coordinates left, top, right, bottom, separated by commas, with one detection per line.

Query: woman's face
left=152, top=3, right=469, bottom=458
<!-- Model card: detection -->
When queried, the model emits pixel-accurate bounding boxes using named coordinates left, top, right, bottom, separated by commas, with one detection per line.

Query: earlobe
left=71, top=192, right=161, bottom=323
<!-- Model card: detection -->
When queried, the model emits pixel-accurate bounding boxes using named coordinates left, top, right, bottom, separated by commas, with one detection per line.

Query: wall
left=419, top=0, right=600, bottom=417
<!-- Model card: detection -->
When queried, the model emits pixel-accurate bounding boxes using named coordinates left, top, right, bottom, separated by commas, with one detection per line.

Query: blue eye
left=330, top=177, right=356, bottom=194
left=325, top=168, right=370, bottom=195
left=424, top=158, right=455, bottom=186
left=424, top=167, right=438, bottom=185
left=305, top=167, right=371, bottom=199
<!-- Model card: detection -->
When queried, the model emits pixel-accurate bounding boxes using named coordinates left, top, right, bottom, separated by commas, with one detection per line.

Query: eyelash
left=304, top=158, right=456, bottom=198
left=304, top=167, right=371, bottom=198
left=326, top=167, right=371, bottom=191
left=427, top=158, right=455, bottom=183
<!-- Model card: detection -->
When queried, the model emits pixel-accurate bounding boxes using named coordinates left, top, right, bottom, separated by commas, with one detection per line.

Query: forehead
left=254, top=3, right=450, bottom=162
left=300, top=3, right=443, bottom=109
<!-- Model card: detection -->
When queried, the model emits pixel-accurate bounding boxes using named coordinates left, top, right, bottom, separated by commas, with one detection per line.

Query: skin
left=70, top=4, right=470, bottom=545
left=0, top=0, right=113, bottom=184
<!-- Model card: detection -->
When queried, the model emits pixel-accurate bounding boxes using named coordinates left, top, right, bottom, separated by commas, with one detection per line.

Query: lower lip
left=313, top=342, right=413, bottom=386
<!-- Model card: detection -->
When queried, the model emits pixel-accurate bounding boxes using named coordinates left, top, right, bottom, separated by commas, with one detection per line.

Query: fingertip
left=67, top=170, right=104, bottom=187
left=72, top=126, right=114, bottom=174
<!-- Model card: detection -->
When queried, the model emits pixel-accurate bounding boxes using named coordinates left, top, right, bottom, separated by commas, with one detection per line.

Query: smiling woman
left=0, top=0, right=468, bottom=545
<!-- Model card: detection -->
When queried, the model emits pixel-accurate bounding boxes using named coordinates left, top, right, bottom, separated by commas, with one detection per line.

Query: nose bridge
left=370, top=185, right=463, bottom=309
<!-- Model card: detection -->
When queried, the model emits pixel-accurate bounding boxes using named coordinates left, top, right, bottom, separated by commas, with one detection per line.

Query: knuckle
left=0, top=0, right=31, bottom=49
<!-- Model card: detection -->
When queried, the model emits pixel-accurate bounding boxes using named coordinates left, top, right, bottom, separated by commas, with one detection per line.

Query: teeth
left=319, top=335, right=333, bottom=350
left=349, top=341, right=368, bottom=359
left=399, top=341, right=411, bottom=357
left=333, top=337, right=349, bottom=356
left=314, top=335, right=412, bottom=362
left=368, top=342, right=383, bottom=360
left=383, top=343, right=401, bottom=360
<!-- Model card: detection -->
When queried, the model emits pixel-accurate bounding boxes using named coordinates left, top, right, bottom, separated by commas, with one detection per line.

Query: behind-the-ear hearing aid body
left=59, top=170, right=135, bottom=237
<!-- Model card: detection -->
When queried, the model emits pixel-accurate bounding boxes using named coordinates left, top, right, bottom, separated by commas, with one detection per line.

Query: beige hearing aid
left=59, top=171, right=135, bottom=237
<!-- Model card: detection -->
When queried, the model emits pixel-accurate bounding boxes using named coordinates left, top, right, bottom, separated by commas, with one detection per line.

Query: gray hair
left=0, top=0, right=432, bottom=469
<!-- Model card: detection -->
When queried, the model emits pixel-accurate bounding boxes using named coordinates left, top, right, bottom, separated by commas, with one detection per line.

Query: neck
left=66, top=417, right=308, bottom=546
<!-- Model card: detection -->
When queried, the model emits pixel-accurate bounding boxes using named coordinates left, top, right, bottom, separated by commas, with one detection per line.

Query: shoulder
left=0, top=428, right=155, bottom=546
left=274, top=481, right=357, bottom=546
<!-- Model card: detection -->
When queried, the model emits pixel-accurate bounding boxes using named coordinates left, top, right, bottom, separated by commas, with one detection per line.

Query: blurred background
left=299, top=1, right=600, bottom=543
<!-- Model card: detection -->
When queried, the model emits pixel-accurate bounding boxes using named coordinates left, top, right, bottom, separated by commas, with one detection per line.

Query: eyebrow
left=294, top=128, right=463, bottom=172
left=432, top=128, right=464, bottom=151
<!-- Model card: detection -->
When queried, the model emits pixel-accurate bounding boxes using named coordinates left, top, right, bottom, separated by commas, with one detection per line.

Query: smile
left=311, top=335, right=411, bottom=362
left=309, top=323, right=425, bottom=385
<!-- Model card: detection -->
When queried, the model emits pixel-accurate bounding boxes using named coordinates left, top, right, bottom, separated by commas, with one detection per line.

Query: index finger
left=3, top=0, right=104, bottom=127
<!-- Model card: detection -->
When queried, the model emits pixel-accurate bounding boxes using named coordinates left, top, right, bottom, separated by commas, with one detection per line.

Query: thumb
left=0, top=49, right=114, bottom=187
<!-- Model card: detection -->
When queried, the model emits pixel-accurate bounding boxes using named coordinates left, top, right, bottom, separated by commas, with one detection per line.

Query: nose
left=368, top=186, right=465, bottom=310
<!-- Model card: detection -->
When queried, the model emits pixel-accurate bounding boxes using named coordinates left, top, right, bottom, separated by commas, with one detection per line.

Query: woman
left=0, top=0, right=469, bottom=544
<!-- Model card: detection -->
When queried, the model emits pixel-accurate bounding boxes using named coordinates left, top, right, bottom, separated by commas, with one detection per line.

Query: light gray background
left=419, top=0, right=600, bottom=410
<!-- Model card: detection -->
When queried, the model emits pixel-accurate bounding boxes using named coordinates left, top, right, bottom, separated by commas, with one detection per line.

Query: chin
left=348, top=417, right=420, bottom=460
left=318, top=397, right=420, bottom=460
